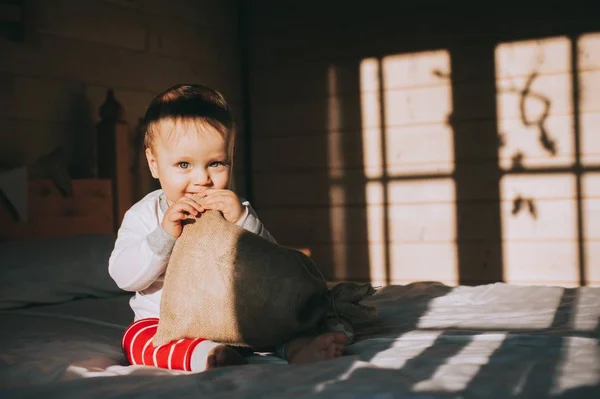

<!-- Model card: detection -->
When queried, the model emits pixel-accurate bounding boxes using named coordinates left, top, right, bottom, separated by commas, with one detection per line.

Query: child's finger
left=168, top=211, right=187, bottom=222
left=172, top=202, right=200, bottom=217
left=201, top=200, right=223, bottom=211
left=201, top=189, right=234, bottom=201
left=202, top=193, right=232, bottom=207
left=185, top=193, right=208, bottom=201
left=180, top=197, right=204, bottom=213
left=201, top=188, right=222, bottom=195
left=197, top=192, right=220, bottom=203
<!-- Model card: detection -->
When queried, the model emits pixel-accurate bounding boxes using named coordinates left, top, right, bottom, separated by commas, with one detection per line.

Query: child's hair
left=142, top=84, right=234, bottom=151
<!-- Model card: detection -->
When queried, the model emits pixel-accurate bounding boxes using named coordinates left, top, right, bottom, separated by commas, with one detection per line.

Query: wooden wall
left=0, top=0, right=248, bottom=199
left=245, top=1, right=600, bottom=286
left=3, top=1, right=599, bottom=287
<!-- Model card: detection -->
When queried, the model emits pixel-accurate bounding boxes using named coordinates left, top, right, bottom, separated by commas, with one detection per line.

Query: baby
left=109, top=84, right=346, bottom=372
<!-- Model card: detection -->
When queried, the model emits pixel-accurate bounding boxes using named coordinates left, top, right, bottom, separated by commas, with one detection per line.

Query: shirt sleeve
left=108, top=208, right=176, bottom=292
left=235, top=200, right=277, bottom=243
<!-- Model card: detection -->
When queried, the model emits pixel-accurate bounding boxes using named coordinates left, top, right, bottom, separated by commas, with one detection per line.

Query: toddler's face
left=145, top=119, right=232, bottom=205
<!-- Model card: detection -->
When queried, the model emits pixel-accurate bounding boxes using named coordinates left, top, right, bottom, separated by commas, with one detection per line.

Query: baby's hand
left=161, top=196, right=205, bottom=238
left=197, top=189, right=244, bottom=224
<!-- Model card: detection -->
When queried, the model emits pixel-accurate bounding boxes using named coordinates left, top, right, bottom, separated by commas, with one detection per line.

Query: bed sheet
left=0, top=282, right=598, bottom=398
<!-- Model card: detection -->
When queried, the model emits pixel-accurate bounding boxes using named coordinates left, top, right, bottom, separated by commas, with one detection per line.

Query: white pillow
left=0, top=234, right=124, bottom=310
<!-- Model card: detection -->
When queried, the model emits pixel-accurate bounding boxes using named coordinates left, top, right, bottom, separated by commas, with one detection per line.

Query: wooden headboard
left=0, top=122, right=134, bottom=241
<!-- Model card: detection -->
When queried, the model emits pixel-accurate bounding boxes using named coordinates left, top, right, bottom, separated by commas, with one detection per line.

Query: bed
left=0, top=133, right=599, bottom=399
left=0, top=279, right=598, bottom=398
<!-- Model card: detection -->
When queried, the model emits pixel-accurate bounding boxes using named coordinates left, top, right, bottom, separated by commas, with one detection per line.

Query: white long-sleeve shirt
left=108, top=189, right=276, bottom=321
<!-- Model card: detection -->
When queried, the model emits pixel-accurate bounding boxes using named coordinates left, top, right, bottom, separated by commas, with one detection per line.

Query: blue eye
left=178, top=162, right=190, bottom=169
left=210, top=161, right=224, bottom=168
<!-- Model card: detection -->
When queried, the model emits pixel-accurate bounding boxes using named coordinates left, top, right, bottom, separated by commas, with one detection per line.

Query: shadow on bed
left=555, top=384, right=600, bottom=399
left=354, top=281, right=455, bottom=346
left=319, top=286, right=598, bottom=398
left=1, top=282, right=598, bottom=398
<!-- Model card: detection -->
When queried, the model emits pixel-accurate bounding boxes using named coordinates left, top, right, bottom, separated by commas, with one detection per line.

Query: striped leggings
left=122, top=317, right=216, bottom=372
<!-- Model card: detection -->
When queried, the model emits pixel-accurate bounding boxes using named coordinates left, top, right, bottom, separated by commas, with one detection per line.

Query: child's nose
left=192, top=169, right=211, bottom=186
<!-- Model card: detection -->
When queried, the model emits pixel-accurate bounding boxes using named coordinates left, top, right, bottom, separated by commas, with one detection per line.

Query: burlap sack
left=153, top=209, right=377, bottom=348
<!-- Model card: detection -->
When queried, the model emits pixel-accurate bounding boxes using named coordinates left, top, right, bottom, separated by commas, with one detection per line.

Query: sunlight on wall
left=496, top=38, right=580, bottom=286
left=360, top=58, right=383, bottom=179
left=500, top=175, right=579, bottom=285
left=583, top=173, right=600, bottom=285
left=579, top=33, right=600, bottom=166
left=363, top=179, right=458, bottom=285
left=387, top=180, right=457, bottom=284
left=496, top=37, right=574, bottom=169
left=327, top=65, right=348, bottom=281
left=580, top=33, right=600, bottom=287
left=382, top=52, right=455, bottom=175
left=360, top=58, right=386, bottom=285
left=360, top=50, right=457, bottom=286
left=364, top=181, right=386, bottom=286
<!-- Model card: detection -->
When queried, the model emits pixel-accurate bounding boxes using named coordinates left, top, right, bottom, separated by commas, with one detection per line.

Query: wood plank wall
left=0, top=0, right=247, bottom=200
left=245, top=1, right=600, bottom=286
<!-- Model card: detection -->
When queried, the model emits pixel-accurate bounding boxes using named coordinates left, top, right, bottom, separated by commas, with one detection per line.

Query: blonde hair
left=142, top=84, right=235, bottom=153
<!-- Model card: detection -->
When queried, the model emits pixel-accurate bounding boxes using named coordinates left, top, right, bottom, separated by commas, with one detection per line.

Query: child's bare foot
left=206, top=345, right=248, bottom=370
left=285, top=332, right=347, bottom=364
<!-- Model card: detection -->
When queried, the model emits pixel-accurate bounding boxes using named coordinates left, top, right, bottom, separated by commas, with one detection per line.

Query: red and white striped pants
left=122, top=317, right=207, bottom=372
